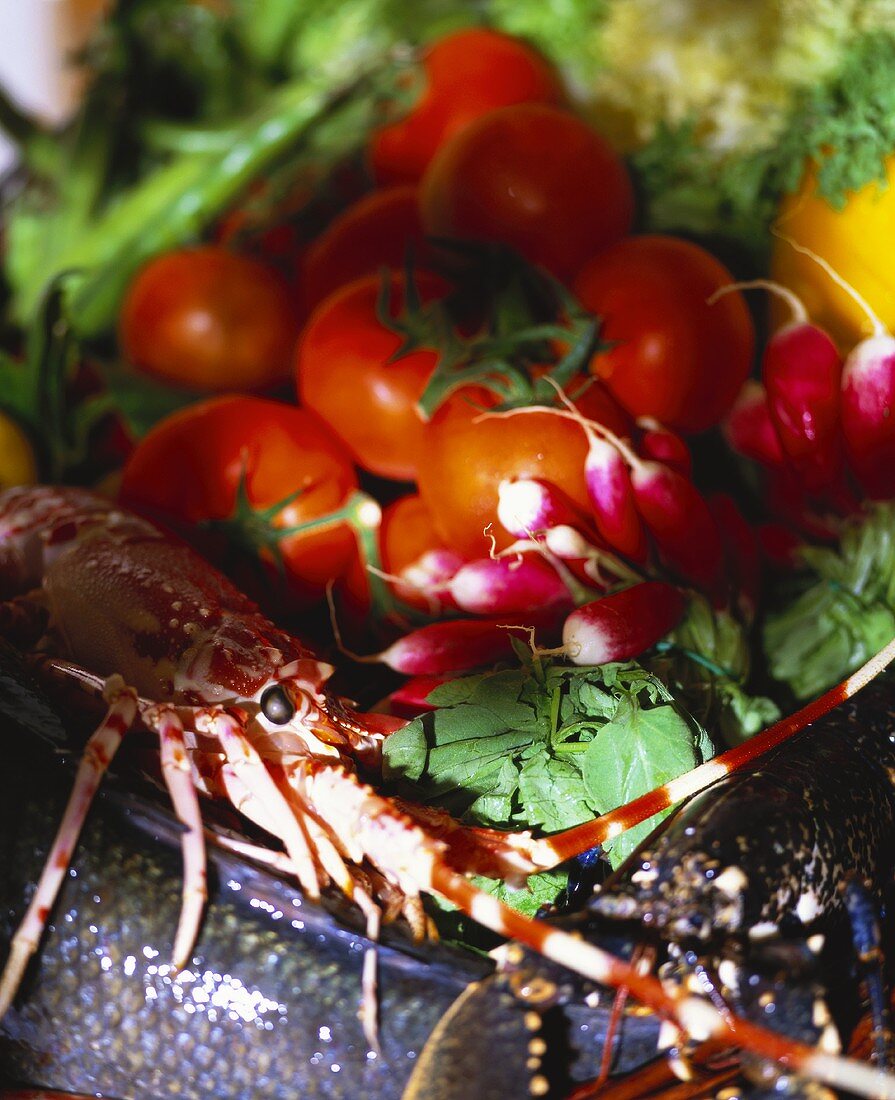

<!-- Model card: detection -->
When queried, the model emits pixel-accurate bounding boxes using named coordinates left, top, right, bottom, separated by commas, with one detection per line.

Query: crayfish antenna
left=0, top=678, right=138, bottom=1020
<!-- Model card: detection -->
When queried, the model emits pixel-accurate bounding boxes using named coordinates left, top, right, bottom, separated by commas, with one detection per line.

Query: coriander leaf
left=581, top=696, right=701, bottom=869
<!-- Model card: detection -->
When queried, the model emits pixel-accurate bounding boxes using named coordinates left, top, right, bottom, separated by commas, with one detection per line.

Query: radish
left=381, top=674, right=449, bottom=717
left=534, top=377, right=650, bottom=563
left=448, top=553, right=572, bottom=615
left=637, top=419, right=692, bottom=477
left=713, top=278, right=842, bottom=492
left=709, top=492, right=760, bottom=618
left=758, top=523, right=803, bottom=570
left=775, top=236, right=895, bottom=499
left=375, top=607, right=565, bottom=675
left=496, top=477, right=592, bottom=540
left=390, top=547, right=465, bottom=608
left=629, top=459, right=723, bottom=591
left=563, top=581, right=686, bottom=665
left=498, top=384, right=721, bottom=592
left=724, top=381, right=785, bottom=469
left=583, top=434, right=649, bottom=562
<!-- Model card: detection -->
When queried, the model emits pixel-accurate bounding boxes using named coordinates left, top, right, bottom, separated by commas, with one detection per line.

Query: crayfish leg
left=0, top=676, right=137, bottom=1019
left=198, top=709, right=322, bottom=901
left=145, top=704, right=207, bottom=972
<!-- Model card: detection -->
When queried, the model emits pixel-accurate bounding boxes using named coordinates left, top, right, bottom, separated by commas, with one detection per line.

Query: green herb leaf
left=765, top=504, right=895, bottom=699
left=382, top=656, right=716, bottom=889
left=581, top=695, right=699, bottom=868
left=471, top=868, right=570, bottom=920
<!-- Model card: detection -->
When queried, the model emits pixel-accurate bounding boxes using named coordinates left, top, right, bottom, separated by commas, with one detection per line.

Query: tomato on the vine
left=120, top=247, right=298, bottom=392
left=573, top=235, right=754, bottom=433
left=416, top=381, right=631, bottom=559
left=369, top=28, right=563, bottom=186
left=420, top=103, right=634, bottom=278
left=299, top=187, right=428, bottom=317
left=119, top=396, right=359, bottom=607
left=295, top=271, right=448, bottom=482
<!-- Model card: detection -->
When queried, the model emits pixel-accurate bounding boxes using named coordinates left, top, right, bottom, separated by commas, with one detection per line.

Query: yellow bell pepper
left=0, top=411, right=38, bottom=490
left=771, top=157, right=895, bottom=348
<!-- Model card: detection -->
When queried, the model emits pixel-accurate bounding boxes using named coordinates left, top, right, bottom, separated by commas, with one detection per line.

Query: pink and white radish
left=637, top=419, right=692, bottom=477
left=712, top=278, right=843, bottom=493
left=709, top=492, right=761, bottom=618
left=448, top=553, right=573, bottom=616
left=373, top=606, right=568, bottom=675
left=562, top=581, right=687, bottom=665
left=496, top=477, right=593, bottom=541
left=775, top=236, right=895, bottom=500
left=583, top=433, right=649, bottom=562
left=724, top=381, right=786, bottom=469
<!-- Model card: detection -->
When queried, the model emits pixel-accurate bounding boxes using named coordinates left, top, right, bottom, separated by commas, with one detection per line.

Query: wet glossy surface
left=0, top=660, right=486, bottom=1099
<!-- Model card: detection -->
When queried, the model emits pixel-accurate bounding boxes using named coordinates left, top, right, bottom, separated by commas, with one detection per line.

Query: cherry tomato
left=369, top=28, right=563, bottom=185
left=295, top=271, right=447, bottom=482
left=416, top=382, right=631, bottom=559
left=299, top=187, right=428, bottom=317
left=420, top=104, right=634, bottom=278
left=120, top=247, right=298, bottom=392
left=573, top=236, right=754, bottom=433
left=119, top=395, right=359, bottom=607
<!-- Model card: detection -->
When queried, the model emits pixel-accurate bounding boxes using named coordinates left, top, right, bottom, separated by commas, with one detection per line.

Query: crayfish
left=1, top=484, right=894, bottom=1099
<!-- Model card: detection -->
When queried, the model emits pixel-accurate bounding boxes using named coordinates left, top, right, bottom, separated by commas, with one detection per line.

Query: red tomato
left=573, top=236, right=754, bottom=433
left=416, top=382, right=631, bottom=559
left=369, top=28, right=563, bottom=185
left=299, top=187, right=428, bottom=317
left=295, top=271, right=447, bottom=482
left=420, top=104, right=634, bottom=278
left=119, top=396, right=359, bottom=607
left=120, top=247, right=298, bottom=392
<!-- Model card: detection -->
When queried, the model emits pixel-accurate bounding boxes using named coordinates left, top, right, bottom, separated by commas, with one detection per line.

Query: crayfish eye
left=260, top=685, right=295, bottom=725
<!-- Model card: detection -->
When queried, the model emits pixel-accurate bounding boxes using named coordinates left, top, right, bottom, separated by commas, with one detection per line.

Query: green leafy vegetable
left=633, top=31, right=895, bottom=255
left=649, top=596, right=780, bottom=746
left=383, top=655, right=716, bottom=885
left=765, top=504, right=895, bottom=700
